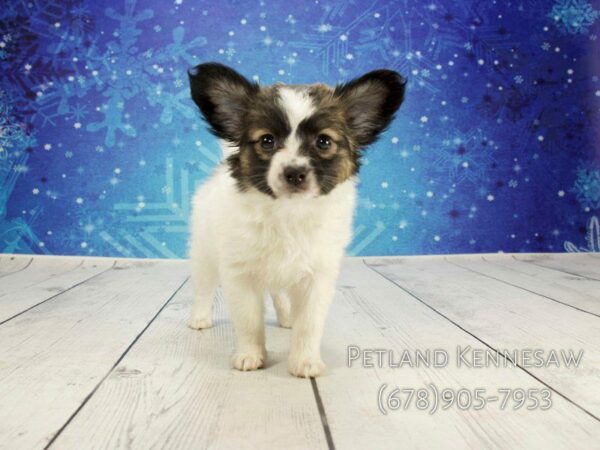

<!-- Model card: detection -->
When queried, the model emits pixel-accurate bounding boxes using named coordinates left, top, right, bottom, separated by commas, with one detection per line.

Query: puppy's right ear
left=188, top=63, right=258, bottom=143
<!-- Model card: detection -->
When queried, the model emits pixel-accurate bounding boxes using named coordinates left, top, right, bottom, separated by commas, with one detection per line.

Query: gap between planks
left=47, top=282, right=332, bottom=449
left=0, top=260, right=191, bottom=448
left=317, top=258, right=600, bottom=448
left=2, top=254, right=598, bottom=449
left=363, top=258, right=600, bottom=423
left=0, top=256, right=335, bottom=449
left=0, top=261, right=117, bottom=326
left=44, top=277, right=190, bottom=449
left=445, top=257, right=600, bottom=318
left=513, top=254, right=600, bottom=281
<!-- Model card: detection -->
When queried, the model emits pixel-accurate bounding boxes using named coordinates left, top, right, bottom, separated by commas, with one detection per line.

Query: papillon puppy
left=187, top=62, right=405, bottom=377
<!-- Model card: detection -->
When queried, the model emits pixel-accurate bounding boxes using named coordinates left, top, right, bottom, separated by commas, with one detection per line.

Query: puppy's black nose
left=284, top=166, right=308, bottom=187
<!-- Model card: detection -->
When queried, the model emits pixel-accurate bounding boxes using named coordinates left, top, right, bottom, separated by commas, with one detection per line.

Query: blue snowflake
left=432, top=129, right=497, bottom=186
left=549, top=0, right=599, bottom=34
left=572, top=166, right=600, bottom=210
left=0, top=89, right=46, bottom=254
left=7, top=0, right=206, bottom=148
left=82, top=0, right=207, bottom=146
left=288, top=0, right=443, bottom=90
left=1, top=0, right=599, bottom=258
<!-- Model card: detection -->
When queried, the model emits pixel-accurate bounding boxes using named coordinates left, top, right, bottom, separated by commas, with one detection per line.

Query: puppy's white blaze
left=279, top=88, right=312, bottom=163
left=267, top=87, right=318, bottom=197
left=278, top=86, right=316, bottom=131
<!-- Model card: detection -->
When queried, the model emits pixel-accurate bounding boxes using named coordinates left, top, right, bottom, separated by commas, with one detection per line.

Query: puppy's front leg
left=272, top=291, right=292, bottom=328
left=222, top=272, right=266, bottom=371
left=288, top=274, right=336, bottom=378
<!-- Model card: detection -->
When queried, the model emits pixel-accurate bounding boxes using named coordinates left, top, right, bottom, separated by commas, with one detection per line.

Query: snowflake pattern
left=432, top=129, right=498, bottom=186
left=1, top=0, right=599, bottom=257
left=549, top=0, right=600, bottom=35
left=572, top=167, right=600, bottom=210
left=564, top=216, right=600, bottom=252
left=0, top=88, right=46, bottom=254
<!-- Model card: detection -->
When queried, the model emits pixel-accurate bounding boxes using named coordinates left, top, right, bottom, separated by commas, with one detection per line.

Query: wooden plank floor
left=0, top=253, right=598, bottom=449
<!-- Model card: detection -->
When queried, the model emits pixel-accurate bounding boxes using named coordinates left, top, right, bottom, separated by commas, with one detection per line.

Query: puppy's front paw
left=187, top=315, right=212, bottom=330
left=232, top=348, right=266, bottom=371
left=288, top=355, right=325, bottom=378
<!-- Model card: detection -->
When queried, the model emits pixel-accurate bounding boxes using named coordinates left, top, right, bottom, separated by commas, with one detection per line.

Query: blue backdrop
left=1, top=0, right=599, bottom=258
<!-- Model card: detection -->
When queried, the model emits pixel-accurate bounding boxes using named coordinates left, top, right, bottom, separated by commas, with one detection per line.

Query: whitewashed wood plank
left=0, top=259, right=189, bottom=449
left=447, top=255, right=600, bottom=316
left=0, top=257, right=83, bottom=316
left=52, top=283, right=328, bottom=450
left=0, top=257, right=83, bottom=289
left=515, top=253, right=600, bottom=280
left=0, top=255, right=32, bottom=276
left=311, top=260, right=600, bottom=449
left=0, top=258, right=115, bottom=324
left=367, top=257, right=600, bottom=420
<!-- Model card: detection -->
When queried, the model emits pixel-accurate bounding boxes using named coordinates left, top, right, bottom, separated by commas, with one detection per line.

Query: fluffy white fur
left=187, top=62, right=405, bottom=377
left=188, top=166, right=355, bottom=377
left=189, top=88, right=356, bottom=377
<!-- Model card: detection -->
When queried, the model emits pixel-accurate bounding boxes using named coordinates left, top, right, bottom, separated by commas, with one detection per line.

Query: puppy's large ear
left=334, top=70, right=406, bottom=147
left=188, top=63, right=259, bottom=143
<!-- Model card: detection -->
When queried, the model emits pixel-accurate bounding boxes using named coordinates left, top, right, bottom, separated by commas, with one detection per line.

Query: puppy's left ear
left=335, top=70, right=406, bottom=147
left=188, top=62, right=259, bottom=143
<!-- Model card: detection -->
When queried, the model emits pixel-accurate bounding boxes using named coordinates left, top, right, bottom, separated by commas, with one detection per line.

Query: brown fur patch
left=190, top=63, right=406, bottom=196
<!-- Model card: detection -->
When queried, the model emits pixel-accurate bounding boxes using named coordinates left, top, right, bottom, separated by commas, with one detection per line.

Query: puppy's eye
left=316, top=134, right=332, bottom=151
left=260, top=134, right=275, bottom=151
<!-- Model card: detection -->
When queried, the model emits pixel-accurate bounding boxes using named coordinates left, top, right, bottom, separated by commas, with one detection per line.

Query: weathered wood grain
left=0, top=260, right=189, bottom=449
left=311, top=259, right=600, bottom=449
left=367, top=257, right=600, bottom=419
left=1, top=253, right=598, bottom=449
left=0, top=255, right=33, bottom=277
left=51, top=283, right=328, bottom=450
left=447, top=255, right=600, bottom=316
left=515, top=253, right=600, bottom=280
left=0, top=258, right=115, bottom=324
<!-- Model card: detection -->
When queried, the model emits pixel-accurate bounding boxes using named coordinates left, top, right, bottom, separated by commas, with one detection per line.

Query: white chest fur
left=190, top=165, right=356, bottom=290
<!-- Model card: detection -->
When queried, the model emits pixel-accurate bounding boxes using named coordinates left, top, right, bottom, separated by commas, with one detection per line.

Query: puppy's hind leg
left=188, top=251, right=218, bottom=330
left=272, top=291, right=292, bottom=329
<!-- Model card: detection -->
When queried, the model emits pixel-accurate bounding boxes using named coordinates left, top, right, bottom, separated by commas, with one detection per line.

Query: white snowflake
left=318, top=23, right=332, bottom=33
